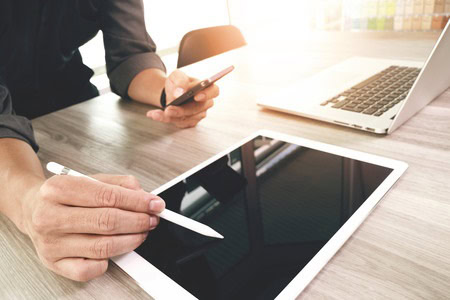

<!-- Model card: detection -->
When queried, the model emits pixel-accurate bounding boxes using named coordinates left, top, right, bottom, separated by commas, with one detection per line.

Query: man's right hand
left=21, top=173, right=165, bottom=282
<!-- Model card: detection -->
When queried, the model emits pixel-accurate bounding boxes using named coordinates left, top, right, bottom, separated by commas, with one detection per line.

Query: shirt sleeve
left=99, top=0, right=166, bottom=98
left=0, top=10, right=39, bottom=152
left=0, top=80, right=39, bottom=152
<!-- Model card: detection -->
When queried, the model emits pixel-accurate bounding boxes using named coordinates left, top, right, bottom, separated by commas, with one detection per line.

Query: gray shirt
left=0, top=0, right=166, bottom=152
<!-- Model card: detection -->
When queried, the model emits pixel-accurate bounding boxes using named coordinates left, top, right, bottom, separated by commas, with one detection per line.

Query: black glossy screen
left=135, top=136, right=393, bottom=300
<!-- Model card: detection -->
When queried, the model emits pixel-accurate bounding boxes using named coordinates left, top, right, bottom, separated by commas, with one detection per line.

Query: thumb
left=166, top=70, right=191, bottom=99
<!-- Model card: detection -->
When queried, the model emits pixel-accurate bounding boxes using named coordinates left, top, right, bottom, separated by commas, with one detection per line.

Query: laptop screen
left=135, top=135, right=393, bottom=299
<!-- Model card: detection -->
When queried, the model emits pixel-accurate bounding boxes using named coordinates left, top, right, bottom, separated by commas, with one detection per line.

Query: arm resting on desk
left=97, top=0, right=219, bottom=128
left=0, top=138, right=165, bottom=282
left=0, top=138, right=44, bottom=233
left=128, top=68, right=219, bottom=128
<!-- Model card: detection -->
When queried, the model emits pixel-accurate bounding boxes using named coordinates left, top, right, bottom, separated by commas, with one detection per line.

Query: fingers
left=193, top=83, right=219, bottom=102
left=147, top=108, right=209, bottom=128
left=166, top=70, right=218, bottom=106
left=166, top=97, right=214, bottom=118
left=91, top=174, right=142, bottom=191
left=40, top=175, right=165, bottom=213
left=166, top=69, right=192, bottom=100
left=148, top=70, right=220, bottom=127
left=148, top=97, right=213, bottom=121
left=56, top=206, right=159, bottom=235
left=52, top=258, right=108, bottom=282
left=167, top=76, right=219, bottom=104
left=29, top=175, right=164, bottom=282
left=45, top=232, right=146, bottom=281
left=47, top=232, right=148, bottom=260
left=173, top=111, right=208, bottom=129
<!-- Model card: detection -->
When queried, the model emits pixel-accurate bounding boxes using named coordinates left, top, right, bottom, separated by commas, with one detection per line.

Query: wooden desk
left=1, top=32, right=449, bottom=299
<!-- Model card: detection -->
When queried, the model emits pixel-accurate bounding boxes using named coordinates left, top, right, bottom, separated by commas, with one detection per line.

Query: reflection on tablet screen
left=135, top=136, right=392, bottom=300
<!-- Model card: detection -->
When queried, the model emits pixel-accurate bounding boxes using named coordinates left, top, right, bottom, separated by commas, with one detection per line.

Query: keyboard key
left=344, top=103, right=357, bottom=108
left=352, top=73, right=383, bottom=89
left=363, top=108, right=378, bottom=115
left=332, top=100, right=350, bottom=108
left=342, top=106, right=364, bottom=112
left=385, top=96, right=396, bottom=101
left=328, top=65, right=421, bottom=116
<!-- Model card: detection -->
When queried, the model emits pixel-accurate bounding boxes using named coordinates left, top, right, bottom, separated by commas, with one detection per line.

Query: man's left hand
left=146, top=70, right=219, bottom=128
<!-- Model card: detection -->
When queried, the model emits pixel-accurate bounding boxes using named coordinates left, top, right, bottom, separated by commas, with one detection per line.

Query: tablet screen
left=135, top=135, right=393, bottom=299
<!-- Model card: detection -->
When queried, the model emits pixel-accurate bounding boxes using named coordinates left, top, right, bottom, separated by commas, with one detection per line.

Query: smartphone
left=167, top=65, right=234, bottom=107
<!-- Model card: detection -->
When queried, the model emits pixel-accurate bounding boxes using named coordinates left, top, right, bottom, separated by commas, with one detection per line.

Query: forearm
left=127, top=68, right=166, bottom=107
left=0, top=138, right=45, bottom=233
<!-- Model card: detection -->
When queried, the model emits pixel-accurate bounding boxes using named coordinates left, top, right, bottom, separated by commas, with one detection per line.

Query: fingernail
left=142, top=232, right=149, bottom=242
left=150, top=198, right=165, bottom=211
left=195, top=93, right=205, bottom=101
left=174, top=87, right=184, bottom=98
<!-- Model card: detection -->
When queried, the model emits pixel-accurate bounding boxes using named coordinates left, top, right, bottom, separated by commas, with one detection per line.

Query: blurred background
left=81, top=0, right=450, bottom=89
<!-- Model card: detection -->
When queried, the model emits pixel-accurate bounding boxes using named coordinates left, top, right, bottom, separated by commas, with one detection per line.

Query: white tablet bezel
left=112, top=130, right=408, bottom=300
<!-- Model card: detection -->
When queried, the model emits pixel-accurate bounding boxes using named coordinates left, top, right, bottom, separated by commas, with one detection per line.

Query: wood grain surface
left=1, top=31, right=449, bottom=299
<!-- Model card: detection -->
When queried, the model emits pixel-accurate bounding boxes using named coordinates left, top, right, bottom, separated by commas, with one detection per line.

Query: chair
left=177, top=25, right=246, bottom=68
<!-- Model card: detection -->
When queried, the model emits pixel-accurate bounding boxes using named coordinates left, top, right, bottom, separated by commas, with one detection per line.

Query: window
left=80, top=1, right=229, bottom=72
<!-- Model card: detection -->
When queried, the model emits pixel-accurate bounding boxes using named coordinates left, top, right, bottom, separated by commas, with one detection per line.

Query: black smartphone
left=167, top=65, right=234, bottom=107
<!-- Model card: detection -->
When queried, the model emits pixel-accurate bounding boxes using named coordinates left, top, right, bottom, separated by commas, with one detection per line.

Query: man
left=0, top=0, right=219, bottom=282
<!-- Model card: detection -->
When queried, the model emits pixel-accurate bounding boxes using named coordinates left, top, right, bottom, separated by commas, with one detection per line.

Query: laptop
left=257, top=21, right=450, bottom=134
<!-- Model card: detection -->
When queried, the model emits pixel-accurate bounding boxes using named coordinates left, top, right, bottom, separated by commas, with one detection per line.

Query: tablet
left=113, top=130, right=407, bottom=300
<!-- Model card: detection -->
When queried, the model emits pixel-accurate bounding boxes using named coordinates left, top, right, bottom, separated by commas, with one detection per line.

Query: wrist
left=11, top=175, right=45, bottom=235
left=128, top=68, right=166, bottom=107
left=0, top=138, right=46, bottom=235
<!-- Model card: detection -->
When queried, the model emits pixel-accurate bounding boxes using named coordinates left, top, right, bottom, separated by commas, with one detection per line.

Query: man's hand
left=146, top=70, right=220, bottom=128
left=21, top=174, right=165, bottom=282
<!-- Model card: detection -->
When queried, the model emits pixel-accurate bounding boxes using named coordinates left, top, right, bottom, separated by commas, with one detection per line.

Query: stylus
left=46, top=162, right=224, bottom=239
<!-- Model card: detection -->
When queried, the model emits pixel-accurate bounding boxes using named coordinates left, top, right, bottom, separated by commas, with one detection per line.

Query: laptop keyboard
left=321, top=66, right=421, bottom=116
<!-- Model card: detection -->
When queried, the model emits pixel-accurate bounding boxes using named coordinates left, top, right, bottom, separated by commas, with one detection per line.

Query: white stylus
left=46, top=162, right=224, bottom=239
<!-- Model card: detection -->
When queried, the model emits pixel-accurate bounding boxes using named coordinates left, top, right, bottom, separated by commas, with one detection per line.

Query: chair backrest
left=177, top=25, right=246, bottom=68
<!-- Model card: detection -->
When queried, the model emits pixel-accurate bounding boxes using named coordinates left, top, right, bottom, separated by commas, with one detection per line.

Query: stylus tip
left=208, top=229, right=224, bottom=239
